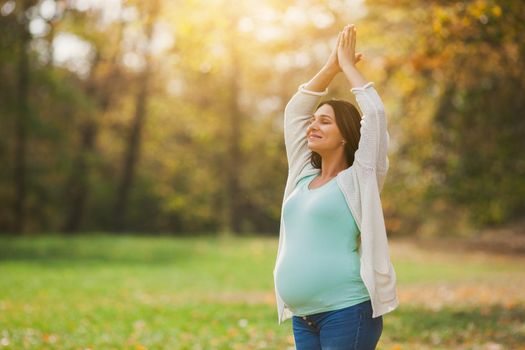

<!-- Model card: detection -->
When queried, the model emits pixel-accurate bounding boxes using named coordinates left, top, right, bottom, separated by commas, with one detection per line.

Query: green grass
left=0, top=234, right=524, bottom=349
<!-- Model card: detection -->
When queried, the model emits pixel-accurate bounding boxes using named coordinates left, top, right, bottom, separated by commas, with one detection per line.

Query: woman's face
left=306, top=104, right=344, bottom=153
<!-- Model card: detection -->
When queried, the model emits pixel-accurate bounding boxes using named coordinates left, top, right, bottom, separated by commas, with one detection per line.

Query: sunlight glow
left=69, top=0, right=122, bottom=25
left=283, top=6, right=308, bottom=26
left=29, top=18, right=50, bottom=37
left=311, top=11, right=335, bottom=29
left=151, top=22, right=175, bottom=55
left=253, top=6, right=278, bottom=22
left=257, top=96, right=282, bottom=114
left=167, top=78, right=185, bottom=96
left=53, top=32, right=95, bottom=78
left=123, top=52, right=146, bottom=71
left=238, top=17, right=254, bottom=32
left=0, top=1, right=15, bottom=16
left=39, top=0, right=57, bottom=20
left=255, top=25, right=286, bottom=42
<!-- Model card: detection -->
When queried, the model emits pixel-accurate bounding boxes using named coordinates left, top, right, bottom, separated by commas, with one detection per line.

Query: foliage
left=0, top=0, right=523, bottom=235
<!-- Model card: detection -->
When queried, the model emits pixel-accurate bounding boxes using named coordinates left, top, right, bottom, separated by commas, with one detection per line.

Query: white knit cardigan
left=273, top=81, right=399, bottom=324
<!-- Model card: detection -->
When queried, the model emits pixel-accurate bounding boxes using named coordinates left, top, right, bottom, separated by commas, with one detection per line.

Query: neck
left=319, top=150, right=348, bottom=179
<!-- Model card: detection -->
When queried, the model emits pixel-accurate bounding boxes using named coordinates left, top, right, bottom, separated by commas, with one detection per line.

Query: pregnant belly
left=275, top=252, right=362, bottom=309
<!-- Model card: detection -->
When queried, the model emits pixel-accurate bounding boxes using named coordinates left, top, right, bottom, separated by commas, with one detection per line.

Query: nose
left=307, top=122, right=319, bottom=133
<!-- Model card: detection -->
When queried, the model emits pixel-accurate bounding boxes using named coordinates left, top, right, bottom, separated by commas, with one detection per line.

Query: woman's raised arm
left=283, top=30, right=363, bottom=173
left=283, top=72, right=329, bottom=174
left=338, top=24, right=390, bottom=181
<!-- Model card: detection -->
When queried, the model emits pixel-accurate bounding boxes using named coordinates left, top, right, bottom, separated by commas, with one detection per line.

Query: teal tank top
left=275, top=173, right=370, bottom=316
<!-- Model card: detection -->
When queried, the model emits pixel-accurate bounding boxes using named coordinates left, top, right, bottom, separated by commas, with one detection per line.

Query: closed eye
left=308, top=117, right=331, bottom=124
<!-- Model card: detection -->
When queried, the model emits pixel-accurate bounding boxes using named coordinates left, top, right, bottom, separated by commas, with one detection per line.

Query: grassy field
left=0, top=234, right=524, bottom=350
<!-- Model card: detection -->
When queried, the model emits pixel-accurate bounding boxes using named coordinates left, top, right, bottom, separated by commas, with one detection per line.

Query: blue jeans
left=292, top=300, right=383, bottom=350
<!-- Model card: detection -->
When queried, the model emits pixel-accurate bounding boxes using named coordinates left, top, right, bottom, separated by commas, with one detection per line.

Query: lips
left=308, top=133, right=322, bottom=139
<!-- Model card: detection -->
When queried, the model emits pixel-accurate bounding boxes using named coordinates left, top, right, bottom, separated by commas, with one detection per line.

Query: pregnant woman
left=273, top=24, right=399, bottom=350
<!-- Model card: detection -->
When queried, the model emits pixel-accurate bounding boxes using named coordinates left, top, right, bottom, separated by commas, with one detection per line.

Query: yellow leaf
left=492, top=5, right=502, bottom=17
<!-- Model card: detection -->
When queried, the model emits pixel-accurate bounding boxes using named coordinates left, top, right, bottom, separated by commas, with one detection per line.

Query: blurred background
left=1, top=0, right=524, bottom=349
left=0, top=0, right=524, bottom=237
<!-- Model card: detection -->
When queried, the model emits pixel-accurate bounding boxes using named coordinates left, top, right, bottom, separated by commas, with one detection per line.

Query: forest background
left=1, top=0, right=523, bottom=237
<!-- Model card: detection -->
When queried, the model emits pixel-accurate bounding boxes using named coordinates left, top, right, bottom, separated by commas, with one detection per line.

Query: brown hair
left=310, top=99, right=362, bottom=169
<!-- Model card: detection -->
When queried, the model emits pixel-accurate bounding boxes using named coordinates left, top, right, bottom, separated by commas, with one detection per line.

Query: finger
left=333, top=33, right=340, bottom=54
left=344, top=26, right=350, bottom=47
left=341, top=26, right=347, bottom=47
left=351, top=26, right=356, bottom=53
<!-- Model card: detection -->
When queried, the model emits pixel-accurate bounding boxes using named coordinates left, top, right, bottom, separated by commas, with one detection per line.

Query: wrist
left=321, top=64, right=340, bottom=76
left=341, top=64, right=357, bottom=74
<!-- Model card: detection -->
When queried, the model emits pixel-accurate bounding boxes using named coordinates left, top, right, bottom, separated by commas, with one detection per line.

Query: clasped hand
left=325, top=24, right=363, bottom=74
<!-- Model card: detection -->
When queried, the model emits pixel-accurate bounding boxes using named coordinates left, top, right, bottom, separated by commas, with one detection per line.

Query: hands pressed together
left=325, top=24, right=362, bottom=74
left=302, top=24, right=368, bottom=92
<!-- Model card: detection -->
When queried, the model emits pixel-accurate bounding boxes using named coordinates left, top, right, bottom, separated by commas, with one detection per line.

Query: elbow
left=283, top=100, right=296, bottom=127
left=283, top=99, right=303, bottom=129
left=377, top=155, right=389, bottom=173
left=284, top=103, right=292, bottom=122
left=376, top=104, right=386, bottom=118
left=283, top=108, right=293, bottom=129
left=284, top=92, right=300, bottom=116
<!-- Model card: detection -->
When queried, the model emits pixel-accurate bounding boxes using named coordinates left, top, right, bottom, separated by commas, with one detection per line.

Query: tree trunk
left=13, top=0, right=32, bottom=234
left=62, top=119, right=98, bottom=233
left=226, top=35, right=243, bottom=234
left=113, top=1, right=159, bottom=231
left=62, top=21, right=125, bottom=233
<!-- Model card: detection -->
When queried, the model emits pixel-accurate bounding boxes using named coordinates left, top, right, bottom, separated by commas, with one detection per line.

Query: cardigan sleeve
left=283, top=83, right=328, bottom=173
left=350, top=82, right=390, bottom=191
